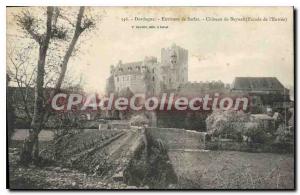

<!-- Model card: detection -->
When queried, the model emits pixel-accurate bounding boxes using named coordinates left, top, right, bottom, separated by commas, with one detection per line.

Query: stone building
left=230, top=77, right=291, bottom=113
left=176, top=80, right=227, bottom=96
left=160, top=44, right=188, bottom=90
left=106, top=44, right=188, bottom=95
left=111, top=57, right=159, bottom=95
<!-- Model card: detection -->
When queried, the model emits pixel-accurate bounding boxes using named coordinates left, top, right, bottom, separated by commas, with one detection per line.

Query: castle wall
left=108, top=44, right=188, bottom=95
left=114, top=74, right=146, bottom=94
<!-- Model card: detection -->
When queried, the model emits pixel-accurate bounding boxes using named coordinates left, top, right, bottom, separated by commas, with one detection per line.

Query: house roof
left=231, top=77, right=286, bottom=91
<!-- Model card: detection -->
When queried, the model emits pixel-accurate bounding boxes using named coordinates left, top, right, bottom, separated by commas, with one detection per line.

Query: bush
left=274, top=124, right=294, bottom=145
left=206, top=109, right=250, bottom=141
left=14, top=118, right=30, bottom=129
left=206, top=109, right=272, bottom=143
left=130, top=114, right=149, bottom=126
left=243, top=122, right=270, bottom=143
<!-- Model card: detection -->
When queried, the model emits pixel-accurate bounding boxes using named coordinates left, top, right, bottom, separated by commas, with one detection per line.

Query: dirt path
left=93, top=129, right=143, bottom=179
left=103, top=130, right=139, bottom=158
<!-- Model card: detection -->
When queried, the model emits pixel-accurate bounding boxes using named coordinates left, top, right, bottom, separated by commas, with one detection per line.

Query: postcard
left=6, top=6, right=294, bottom=190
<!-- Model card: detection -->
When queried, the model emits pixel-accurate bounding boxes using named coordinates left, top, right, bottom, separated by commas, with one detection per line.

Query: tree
left=117, top=87, right=134, bottom=119
left=7, top=74, right=16, bottom=143
left=13, top=6, right=96, bottom=164
left=7, top=42, right=36, bottom=123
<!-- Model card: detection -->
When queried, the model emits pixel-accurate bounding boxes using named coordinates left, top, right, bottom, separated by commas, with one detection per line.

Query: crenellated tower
left=160, top=43, right=188, bottom=90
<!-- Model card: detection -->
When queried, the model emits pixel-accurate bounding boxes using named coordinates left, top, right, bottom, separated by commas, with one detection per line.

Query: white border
left=1, top=0, right=297, bottom=6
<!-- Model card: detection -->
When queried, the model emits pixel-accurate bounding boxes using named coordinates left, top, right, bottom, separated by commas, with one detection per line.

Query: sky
left=7, top=7, right=294, bottom=94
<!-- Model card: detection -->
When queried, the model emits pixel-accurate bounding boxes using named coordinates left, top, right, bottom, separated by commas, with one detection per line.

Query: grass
left=8, top=129, right=295, bottom=189
left=11, top=129, right=55, bottom=141
left=8, top=130, right=130, bottom=189
left=169, top=150, right=294, bottom=189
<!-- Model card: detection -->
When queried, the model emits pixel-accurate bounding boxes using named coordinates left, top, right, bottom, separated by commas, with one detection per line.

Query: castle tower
left=160, top=44, right=188, bottom=90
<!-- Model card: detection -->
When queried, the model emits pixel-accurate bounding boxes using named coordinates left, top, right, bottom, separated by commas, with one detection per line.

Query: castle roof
left=231, top=77, right=286, bottom=91
left=114, top=61, right=143, bottom=75
left=122, top=61, right=143, bottom=67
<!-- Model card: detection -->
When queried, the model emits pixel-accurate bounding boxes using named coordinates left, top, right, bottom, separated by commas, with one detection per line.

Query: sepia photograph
left=6, top=6, right=295, bottom=190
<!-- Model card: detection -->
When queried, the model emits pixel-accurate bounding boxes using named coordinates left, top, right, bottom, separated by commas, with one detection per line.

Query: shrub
left=274, top=124, right=294, bottom=145
left=130, top=114, right=149, bottom=126
left=206, top=109, right=250, bottom=141
left=243, top=122, right=269, bottom=143
left=206, top=109, right=272, bottom=143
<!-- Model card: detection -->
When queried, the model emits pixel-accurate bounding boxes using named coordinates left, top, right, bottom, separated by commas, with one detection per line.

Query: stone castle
left=105, top=43, right=291, bottom=111
left=106, top=44, right=188, bottom=95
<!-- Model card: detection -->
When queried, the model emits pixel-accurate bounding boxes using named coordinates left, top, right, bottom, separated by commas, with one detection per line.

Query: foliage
left=157, top=111, right=209, bottom=131
left=242, top=122, right=269, bottom=143
left=206, top=109, right=274, bottom=143
left=274, top=124, right=294, bottom=145
left=125, top=136, right=177, bottom=189
left=117, top=87, right=134, bottom=119
left=130, top=114, right=149, bottom=126
left=8, top=6, right=101, bottom=164
left=206, top=109, right=250, bottom=141
left=7, top=75, right=16, bottom=142
left=288, top=108, right=294, bottom=131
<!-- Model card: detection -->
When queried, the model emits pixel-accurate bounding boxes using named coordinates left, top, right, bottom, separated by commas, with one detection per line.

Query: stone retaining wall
left=145, top=127, right=206, bottom=150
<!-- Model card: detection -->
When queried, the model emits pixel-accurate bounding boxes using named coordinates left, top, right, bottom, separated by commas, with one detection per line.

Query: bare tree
left=7, top=41, right=36, bottom=122
left=13, top=6, right=96, bottom=164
